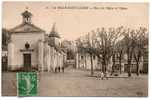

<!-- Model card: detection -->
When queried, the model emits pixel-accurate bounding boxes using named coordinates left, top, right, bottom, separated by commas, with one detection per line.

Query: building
left=142, top=45, right=148, bottom=73
left=7, top=10, right=66, bottom=72
left=106, top=52, right=144, bottom=74
left=76, top=51, right=145, bottom=74
left=76, top=51, right=101, bottom=70
left=2, top=49, right=8, bottom=71
left=2, top=28, right=9, bottom=71
left=61, top=40, right=77, bottom=68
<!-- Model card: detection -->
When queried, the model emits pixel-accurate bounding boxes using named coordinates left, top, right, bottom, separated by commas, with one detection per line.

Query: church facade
left=7, top=10, right=66, bottom=72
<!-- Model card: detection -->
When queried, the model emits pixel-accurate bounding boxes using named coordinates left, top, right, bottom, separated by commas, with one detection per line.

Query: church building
left=8, top=10, right=66, bottom=71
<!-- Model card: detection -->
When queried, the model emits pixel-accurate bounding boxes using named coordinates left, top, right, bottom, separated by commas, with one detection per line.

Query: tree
left=76, top=33, right=97, bottom=76
left=87, top=32, right=98, bottom=76
left=61, top=40, right=76, bottom=60
left=76, top=26, right=148, bottom=77
left=2, top=28, right=10, bottom=50
left=115, top=40, right=125, bottom=74
left=133, top=27, right=148, bottom=76
left=122, top=28, right=138, bottom=77
left=95, top=26, right=124, bottom=74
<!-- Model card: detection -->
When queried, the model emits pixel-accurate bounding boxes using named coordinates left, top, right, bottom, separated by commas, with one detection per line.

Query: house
left=142, top=45, right=148, bottom=73
left=113, top=53, right=144, bottom=73
left=76, top=51, right=101, bottom=70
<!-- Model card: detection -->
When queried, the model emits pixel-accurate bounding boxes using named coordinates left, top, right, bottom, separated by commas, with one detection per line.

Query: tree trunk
left=136, top=62, right=140, bottom=76
left=84, top=54, right=87, bottom=69
left=111, top=54, right=115, bottom=75
left=102, top=56, right=106, bottom=73
left=119, top=58, right=122, bottom=74
left=127, top=60, right=131, bottom=77
left=134, top=54, right=140, bottom=76
left=119, top=51, right=123, bottom=74
left=90, top=54, right=94, bottom=76
left=102, top=62, right=105, bottom=73
left=127, top=49, right=132, bottom=77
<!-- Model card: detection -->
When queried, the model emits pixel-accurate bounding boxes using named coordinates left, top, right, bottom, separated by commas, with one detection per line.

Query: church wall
left=54, top=38, right=60, bottom=46
left=10, top=32, right=44, bottom=70
left=50, top=47, right=54, bottom=71
left=8, top=42, right=15, bottom=70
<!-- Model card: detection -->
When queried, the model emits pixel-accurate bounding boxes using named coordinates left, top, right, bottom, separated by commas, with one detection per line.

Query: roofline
left=10, top=31, right=45, bottom=34
left=9, top=23, right=45, bottom=33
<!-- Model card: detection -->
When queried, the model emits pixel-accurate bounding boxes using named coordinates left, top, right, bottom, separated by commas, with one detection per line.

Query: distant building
left=76, top=51, right=101, bottom=70
left=7, top=10, right=66, bottom=71
left=75, top=39, right=146, bottom=74
left=142, top=45, right=148, bottom=73
left=76, top=50, right=145, bottom=74
left=60, top=40, right=77, bottom=68
left=110, top=52, right=144, bottom=73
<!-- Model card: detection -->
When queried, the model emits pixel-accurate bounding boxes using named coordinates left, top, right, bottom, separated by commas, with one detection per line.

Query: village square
left=1, top=2, right=148, bottom=97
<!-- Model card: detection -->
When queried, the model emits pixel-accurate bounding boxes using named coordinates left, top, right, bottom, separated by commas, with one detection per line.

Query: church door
left=23, top=54, right=31, bottom=69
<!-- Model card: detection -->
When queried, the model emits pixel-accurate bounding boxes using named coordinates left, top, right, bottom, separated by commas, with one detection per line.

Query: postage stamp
left=17, top=72, right=37, bottom=96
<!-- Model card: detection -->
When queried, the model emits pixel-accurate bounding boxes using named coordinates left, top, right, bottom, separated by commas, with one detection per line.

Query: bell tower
left=48, top=23, right=60, bottom=46
left=22, top=10, right=32, bottom=24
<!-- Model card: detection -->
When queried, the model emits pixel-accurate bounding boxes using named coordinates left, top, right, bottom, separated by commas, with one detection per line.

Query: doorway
left=23, top=54, right=31, bottom=69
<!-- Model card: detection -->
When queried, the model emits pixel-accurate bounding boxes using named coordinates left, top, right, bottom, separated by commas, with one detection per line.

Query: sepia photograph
left=1, top=1, right=149, bottom=97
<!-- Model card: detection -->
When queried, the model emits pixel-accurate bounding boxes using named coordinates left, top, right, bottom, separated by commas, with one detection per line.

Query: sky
left=2, top=2, right=149, bottom=40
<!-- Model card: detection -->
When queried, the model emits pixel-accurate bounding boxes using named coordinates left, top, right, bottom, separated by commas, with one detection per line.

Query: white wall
left=10, top=32, right=44, bottom=69
left=77, top=53, right=100, bottom=70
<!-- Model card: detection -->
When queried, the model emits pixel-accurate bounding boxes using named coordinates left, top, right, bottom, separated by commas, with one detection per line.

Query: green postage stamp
left=17, top=72, right=38, bottom=96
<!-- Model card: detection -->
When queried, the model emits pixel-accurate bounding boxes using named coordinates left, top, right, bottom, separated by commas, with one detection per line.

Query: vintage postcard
left=2, top=1, right=148, bottom=97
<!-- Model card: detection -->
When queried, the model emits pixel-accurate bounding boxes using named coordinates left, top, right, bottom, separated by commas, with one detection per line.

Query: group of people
left=54, top=67, right=65, bottom=73
left=97, top=71, right=109, bottom=80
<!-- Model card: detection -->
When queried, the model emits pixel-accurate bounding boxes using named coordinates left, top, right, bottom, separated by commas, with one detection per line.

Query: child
left=100, top=71, right=104, bottom=80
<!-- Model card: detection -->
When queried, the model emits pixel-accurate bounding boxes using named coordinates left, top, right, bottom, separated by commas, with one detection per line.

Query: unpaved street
left=2, top=68, right=148, bottom=97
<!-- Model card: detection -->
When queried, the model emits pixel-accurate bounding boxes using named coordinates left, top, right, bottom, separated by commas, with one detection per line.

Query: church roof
left=9, top=21, right=45, bottom=33
left=49, top=31, right=60, bottom=38
left=49, top=23, right=60, bottom=38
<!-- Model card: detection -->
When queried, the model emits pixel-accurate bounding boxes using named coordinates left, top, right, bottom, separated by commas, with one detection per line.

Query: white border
left=0, top=0, right=150, bottom=100
left=0, top=0, right=149, bottom=2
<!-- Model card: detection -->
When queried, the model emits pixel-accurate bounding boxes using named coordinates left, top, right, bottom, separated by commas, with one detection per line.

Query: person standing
left=62, top=67, right=64, bottom=72
left=100, top=71, right=104, bottom=80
